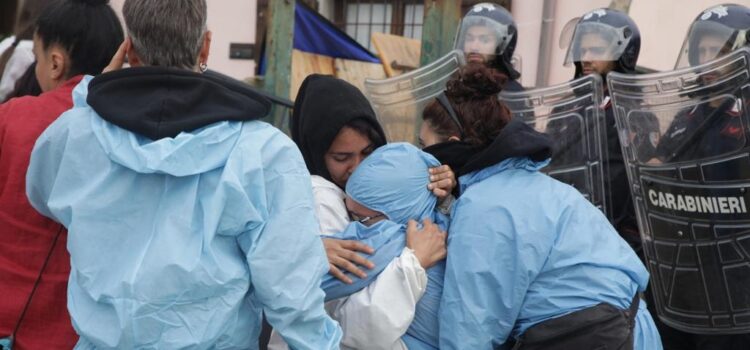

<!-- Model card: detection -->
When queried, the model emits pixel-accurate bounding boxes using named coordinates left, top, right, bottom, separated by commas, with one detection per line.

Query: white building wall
left=512, top=0, right=750, bottom=87
left=109, top=0, right=257, bottom=79
left=632, top=0, right=750, bottom=71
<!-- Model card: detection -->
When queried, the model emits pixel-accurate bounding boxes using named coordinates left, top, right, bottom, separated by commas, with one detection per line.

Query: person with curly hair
left=432, top=64, right=662, bottom=350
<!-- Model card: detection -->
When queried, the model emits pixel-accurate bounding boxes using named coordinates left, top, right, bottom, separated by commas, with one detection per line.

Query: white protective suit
left=270, top=175, right=428, bottom=350
left=0, top=36, right=34, bottom=100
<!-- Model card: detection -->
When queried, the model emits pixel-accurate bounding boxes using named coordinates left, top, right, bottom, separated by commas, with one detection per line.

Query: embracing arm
left=327, top=219, right=445, bottom=349
left=237, top=136, right=341, bottom=350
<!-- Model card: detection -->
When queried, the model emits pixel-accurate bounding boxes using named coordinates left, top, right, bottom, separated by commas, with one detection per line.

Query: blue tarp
left=258, top=1, right=380, bottom=75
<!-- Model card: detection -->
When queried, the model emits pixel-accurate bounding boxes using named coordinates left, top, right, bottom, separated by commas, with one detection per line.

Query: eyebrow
left=328, top=143, right=375, bottom=156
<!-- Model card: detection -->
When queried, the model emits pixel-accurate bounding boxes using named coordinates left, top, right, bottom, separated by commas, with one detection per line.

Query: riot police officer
left=658, top=4, right=750, bottom=165
left=454, top=2, right=524, bottom=91
left=561, top=8, right=651, bottom=250
left=651, top=5, right=750, bottom=349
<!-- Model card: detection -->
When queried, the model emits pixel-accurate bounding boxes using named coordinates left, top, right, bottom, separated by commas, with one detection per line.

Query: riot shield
left=364, top=50, right=464, bottom=143
left=500, top=75, right=610, bottom=216
left=609, top=48, right=750, bottom=334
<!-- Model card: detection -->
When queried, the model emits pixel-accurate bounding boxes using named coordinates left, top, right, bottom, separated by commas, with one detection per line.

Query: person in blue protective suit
left=268, top=74, right=454, bottom=350
left=437, top=64, right=663, bottom=350
left=24, top=0, right=341, bottom=349
left=321, top=142, right=448, bottom=349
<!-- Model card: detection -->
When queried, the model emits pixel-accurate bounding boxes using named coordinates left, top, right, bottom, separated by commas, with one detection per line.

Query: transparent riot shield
left=609, top=48, right=750, bottom=334
left=364, top=50, right=464, bottom=143
left=500, top=75, right=610, bottom=216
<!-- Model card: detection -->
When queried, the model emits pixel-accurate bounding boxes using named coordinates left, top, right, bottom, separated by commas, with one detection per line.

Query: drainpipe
left=535, top=0, right=556, bottom=88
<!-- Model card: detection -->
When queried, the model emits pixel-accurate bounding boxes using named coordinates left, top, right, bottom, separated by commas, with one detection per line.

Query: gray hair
left=122, top=0, right=208, bottom=69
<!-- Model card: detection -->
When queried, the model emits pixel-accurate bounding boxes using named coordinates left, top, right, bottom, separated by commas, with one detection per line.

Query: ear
left=49, top=46, right=68, bottom=84
left=448, top=136, right=461, bottom=142
left=124, top=37, right=143, bottom=67
left=198, top=31, right=212, bottom=68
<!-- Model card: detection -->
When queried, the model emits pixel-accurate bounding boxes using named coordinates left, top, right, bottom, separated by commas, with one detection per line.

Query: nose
left=699, top=52, right=711, bottom=65
left=465, top=39, right=479, bottom=52
left=580, top=49, right=592, bottom=62
left=348, top=155, right=364, bottom=175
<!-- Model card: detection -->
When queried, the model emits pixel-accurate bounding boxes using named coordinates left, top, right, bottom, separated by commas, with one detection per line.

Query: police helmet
left=563, top=8, right=641, bottom=79
left=676, top=4, right=750, bottom=68
left=454, top=3, right=520, bottom=79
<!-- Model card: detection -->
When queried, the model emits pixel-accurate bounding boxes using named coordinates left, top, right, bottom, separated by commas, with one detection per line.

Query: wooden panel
left=290, top=49, right=335, bottom=100
left=371, top=32, right=421, bottom=77
left=263, top=0, right=295, bottom=130
left=334, top=58, right=386, bottom=94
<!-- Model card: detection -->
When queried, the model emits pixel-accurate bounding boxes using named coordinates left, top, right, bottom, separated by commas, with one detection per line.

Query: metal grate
left=334, top=0, right=424, bottom=51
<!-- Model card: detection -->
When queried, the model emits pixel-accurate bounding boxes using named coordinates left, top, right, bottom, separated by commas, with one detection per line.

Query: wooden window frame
left=333, top=0, right=424, bottom=38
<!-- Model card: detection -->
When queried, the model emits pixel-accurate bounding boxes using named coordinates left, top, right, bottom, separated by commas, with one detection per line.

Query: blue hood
left=346, top=143, right=441, bottom=224
left=74, top=76, right=243, bottom=177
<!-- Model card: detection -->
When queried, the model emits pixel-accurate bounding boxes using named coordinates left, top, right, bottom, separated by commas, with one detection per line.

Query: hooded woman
left=434, top=64, right=662, bottom=349
left=322, top=143, right=448, bottom=349
left=290, top=74, right=455, bottom=283
left=269, top=74, right=452, bottom=349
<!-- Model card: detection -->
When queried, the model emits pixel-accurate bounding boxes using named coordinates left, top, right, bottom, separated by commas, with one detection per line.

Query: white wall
left=631, top=0, right=750, bottom=71
left=512, top=0, right=750, bottom=87
left=109, top=0, right=257, bottom=79
left=511, top=0, right=545, bottom=87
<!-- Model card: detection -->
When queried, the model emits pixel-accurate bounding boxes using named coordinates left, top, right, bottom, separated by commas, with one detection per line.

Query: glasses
left=349, top=212, right=386, bottom=226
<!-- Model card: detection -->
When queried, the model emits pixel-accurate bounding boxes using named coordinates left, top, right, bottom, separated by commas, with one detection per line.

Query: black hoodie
left=460, top=119, right=553, bottom=177
left=291, top=74, right=386, bottom=184
left=87, top=67, right=272, bottom=140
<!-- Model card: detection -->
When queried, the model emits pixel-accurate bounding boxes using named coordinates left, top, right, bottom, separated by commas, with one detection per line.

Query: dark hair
left=424, top=63, right=512, bottom=146
left=35, top=0, right=123, bottom=78
left=422, top=97, right=461, bottom=143
left=343, top=118, right=386, bottom=148
left=0, top=0, right=48, bottom=78
left=1, top=62, right=42, bottom=103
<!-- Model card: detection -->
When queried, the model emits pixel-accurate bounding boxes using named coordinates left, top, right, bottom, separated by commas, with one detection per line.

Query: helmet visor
left=563, top=22, right=634, bottom=66
left=454, top=16, right=512, bottom=62
left=675, top=20, right=749, bottom=68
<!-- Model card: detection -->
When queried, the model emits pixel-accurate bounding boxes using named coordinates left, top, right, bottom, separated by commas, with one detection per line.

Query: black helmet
left=563, top=8, right=641, bottom=79
left=454, top=2, right=520, bottom=79
left=676, top=4, right=750, bottom=68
